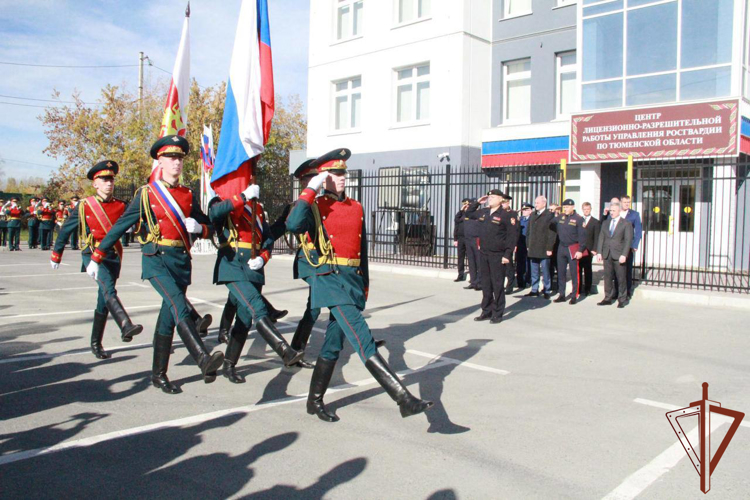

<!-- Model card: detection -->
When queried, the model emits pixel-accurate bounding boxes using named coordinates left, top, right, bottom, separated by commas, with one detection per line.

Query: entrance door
left=638, top=177, right=701, bottom=269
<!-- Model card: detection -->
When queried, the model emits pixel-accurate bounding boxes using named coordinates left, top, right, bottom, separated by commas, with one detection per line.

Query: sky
left=0, top=0, right=310, bottom=181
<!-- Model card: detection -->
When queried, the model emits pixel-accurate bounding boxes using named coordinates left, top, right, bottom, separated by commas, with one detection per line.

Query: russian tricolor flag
left=211, top=0, right=274, bottom=198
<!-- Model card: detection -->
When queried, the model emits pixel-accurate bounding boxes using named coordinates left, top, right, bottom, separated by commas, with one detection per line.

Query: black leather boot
left=175, top=319, right=224, bottom=382
left=307, top=357, right=339, bottom=422
left=223, top=322, right=248, bottom=384
left=91, top=311, right=110, bottom=360
left=255, top=316, right=304, bottom=366
left=375, top=339, right=386, bottom=348
left=289, top=320, right=315, bottom=369
left=261, top=295, right=288, bottom=324
left=217, top=300, right=236, bottom=344
left=365, top=352, right=433, bottom=418
left=188, top=301, right=212, bottom=338
left=106, top=296, right=143, bottom=342
left=152, top=334, right=180, bottom=394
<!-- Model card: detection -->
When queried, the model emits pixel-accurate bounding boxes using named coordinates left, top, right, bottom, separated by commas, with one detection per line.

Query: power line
left=0, top=93, right=103, bottom=105
left=0, top=101, right=51, bottom=108
left=0, top=158, right=58, bottom=168
left=0, top=61, right=139, bottom=69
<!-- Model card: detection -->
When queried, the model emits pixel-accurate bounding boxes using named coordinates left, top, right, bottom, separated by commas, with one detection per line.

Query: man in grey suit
left=596, top=201, right=633, bottom=308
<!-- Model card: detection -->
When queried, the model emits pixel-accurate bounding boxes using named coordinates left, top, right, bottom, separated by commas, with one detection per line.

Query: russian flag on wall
left=211, top=0, right=274, bottom=198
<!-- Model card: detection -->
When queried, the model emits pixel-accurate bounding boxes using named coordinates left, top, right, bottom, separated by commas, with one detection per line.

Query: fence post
left=442, top=164, right=451, bottom=269
left=560, top=159, right=567, bottom=201
left=627, top=155, right=633, bottom=197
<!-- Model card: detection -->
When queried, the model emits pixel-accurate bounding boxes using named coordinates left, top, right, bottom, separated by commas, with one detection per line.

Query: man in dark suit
left=620, top=196, right=642, bottom=298
left=463, top=198, right=482, bottom=291
left=578, top=202, right=601, bottom=296
left=596, top=201, right=633, bottom=308
left=453, top=198, right=471, bottom=282
left=524, top=196, right=557, bottom=299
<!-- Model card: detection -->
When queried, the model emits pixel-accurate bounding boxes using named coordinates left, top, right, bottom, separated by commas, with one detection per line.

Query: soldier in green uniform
left=3, top=197, right=23, bottom=251
left=27, top=197, right=40, bottom=249
left=0, top=198, right=7, bottom=248
left=51, top=161, right=143, bottom=359
left=286, top=148, right=433, bottom=422
left=87, top=135, right=223, bottom=394
left=37, top=197, right=56, bottom=250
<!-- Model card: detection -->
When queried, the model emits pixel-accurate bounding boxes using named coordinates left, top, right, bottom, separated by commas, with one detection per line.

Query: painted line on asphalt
left=407, top=349, right=510, bottom=375
left=1, top=284, right=142, bottom=295
left=127, top=281, right=151, bottom=289
left=0, top=272, right=82, bottom=278
left=601, top=397, right=747, bottom=500
left=0, top=304, right=162, bottom=321
left=0, top=262, right=70, bottom=267
left=0, top=358, right=452, bottom=466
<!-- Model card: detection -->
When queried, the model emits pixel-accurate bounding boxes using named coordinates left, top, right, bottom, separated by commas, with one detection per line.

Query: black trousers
left=515, top=245, right=528, bottom=287
left=578, top=254, right=593, bottom=293
left=456, top=237, right=467, bottom=278
left=557, top=246, right=579, bottom=298
left=479, top=251, right=507, bottom=319
left=603, top=257, right=628, bottom=303
left=465, top=237, right=482, bottom=287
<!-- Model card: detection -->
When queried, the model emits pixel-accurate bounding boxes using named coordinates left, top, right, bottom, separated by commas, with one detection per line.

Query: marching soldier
left=68, top=196, right=80, bottom=250
left=27, top=197, right=40, bottom=249
left=51, top=161, right=144, bottom=359
left=55, top=200, right=67, bottom=239
left=465, top=190, right=519, bottom=324
left=552, top=199, right=587, bottom=305
left=207, top=178, right=306, bottom=384
left=286, top=148, right=433, bottom=422
left=87, top=135, right=223, bottom=394
left=3, top=197, right=23, bottom=251
left=37, top=197, right=56, bottom=250
left=0, top=198, right=7, bottom=248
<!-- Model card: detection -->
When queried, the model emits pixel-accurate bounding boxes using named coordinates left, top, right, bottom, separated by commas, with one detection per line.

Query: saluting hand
left=477, top=195, right=489, bottom=204
left=306, top=172, right=330, bottom=192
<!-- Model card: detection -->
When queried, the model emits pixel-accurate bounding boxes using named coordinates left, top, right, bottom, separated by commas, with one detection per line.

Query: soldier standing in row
left=0, top=198, right=7, bottom=248
left=465, top=190, right=519, bottom=324
left=37, top=197, right=56, bottom=250
left=51, top=161, right=144, bottom=359
left=3, top=197, right=23, bottom=251
left=286, top=148, right=432, bottom=422
left=27, top=197, right=40, bottom=249
left=87, top=135, right=223, bottom=394
left=552, top=199, right=587, bottom=305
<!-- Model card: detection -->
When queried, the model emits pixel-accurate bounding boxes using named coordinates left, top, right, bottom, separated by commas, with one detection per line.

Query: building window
left=336, top=0, right=363, bottom=41
left=397, top=0, right=430, bottom=25
left=581, top=0, right=736, bottom=110
left=556, top=51, right=577, bottom=118
left=395, top=63, right=430, bottom=124
left=333, top=77, right=362, bottom=131
left=504, top=0, right=532, bottom=18
left=503, top=58, right=531, bottom=123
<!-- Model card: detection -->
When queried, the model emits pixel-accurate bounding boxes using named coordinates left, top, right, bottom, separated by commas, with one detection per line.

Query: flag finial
left=185, top=2, right=190, bottom=17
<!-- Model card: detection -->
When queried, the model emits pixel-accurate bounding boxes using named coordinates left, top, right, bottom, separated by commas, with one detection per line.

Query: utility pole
left=138, top=51, right=145, bottom=117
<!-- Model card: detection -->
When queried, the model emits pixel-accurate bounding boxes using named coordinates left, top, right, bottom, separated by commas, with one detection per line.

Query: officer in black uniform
left=552, top=198, right=587, bottom=305
left=465, top=189, right=519, bottom=324
left=500, top=194, right=518, bottom=294
left=453, top=197, right=471, bottom=282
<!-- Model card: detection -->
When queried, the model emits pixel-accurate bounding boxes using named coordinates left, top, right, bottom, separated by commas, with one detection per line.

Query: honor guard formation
left=5, top=134, right=643, bottom=421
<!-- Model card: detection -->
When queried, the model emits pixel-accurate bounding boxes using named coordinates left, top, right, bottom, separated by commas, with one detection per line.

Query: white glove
left=185, top=217, right=202, bottom=234
left=86, top=260, right=99, bottom=280
left=43, top=201, right=50, bottom=208
left=242, top=184, right=260, bottom=201
left=306, top=172, right=330, bottom=192
left=50, top=261, right=59, bottom=270
left=248, top=256, right=265, bottom=271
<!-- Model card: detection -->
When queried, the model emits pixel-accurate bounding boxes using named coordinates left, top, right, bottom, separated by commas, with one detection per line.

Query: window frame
left=502, top=58, right=532, bottom=125
left=393, top=0, right=432, bottom=27
left=334, top=0, right=364, bottom=43
left=504, top=0, right=533, bottom=20
left=579, top=0, right=739, bottom=111
left=392, top=62, right=431, bottom=127
left=555, top=51, right=578, bottom=119
left=331, top=75, right=362, bottom=133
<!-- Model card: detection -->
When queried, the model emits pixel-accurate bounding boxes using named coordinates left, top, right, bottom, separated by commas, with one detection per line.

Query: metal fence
left=633, top=155, right=750, bottom=293
left=272, top=164, right=563, bottom=266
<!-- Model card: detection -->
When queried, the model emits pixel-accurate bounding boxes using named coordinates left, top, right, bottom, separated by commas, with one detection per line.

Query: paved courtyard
left=1, top=247, right=748, bottom=499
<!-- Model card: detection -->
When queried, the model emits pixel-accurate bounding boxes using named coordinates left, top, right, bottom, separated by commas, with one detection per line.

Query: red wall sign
left=570, top=99, right=739, bottom=163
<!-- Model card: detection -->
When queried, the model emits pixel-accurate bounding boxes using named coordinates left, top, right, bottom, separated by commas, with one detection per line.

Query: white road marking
left=1, top=284, right=142, bottom=295
left=0, top=272, right=83, bottom=278
left=0, top=359, right=451, bottom=466
left=127, top=281, right=150, bottom=289
left=602, top=398, right=747, bottom=500
left=0, top=304, right=161, bottom=321
left=407, top=349, right=510, bottom=375
left=0, top=262, right=69, bottom=267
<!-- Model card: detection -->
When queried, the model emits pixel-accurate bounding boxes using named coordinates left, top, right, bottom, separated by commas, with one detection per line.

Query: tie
left=609, top=219, right=616, bottom=237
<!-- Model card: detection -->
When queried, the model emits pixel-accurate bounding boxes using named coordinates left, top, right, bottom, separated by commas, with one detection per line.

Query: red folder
left=568, top=243, right=589, bottom=259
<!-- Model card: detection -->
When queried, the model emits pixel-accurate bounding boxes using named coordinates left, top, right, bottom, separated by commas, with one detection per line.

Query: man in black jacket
left=453, top=198, right=471, bottom=282
left=524, top=196, right=557, bottom=299
left=552, top=199, right=587, bottom=305
left=462, top=198, right=482, bottom=291
left=465, top=190, right=519, bottom=324
left=578, top=202, right=601, bottom=296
